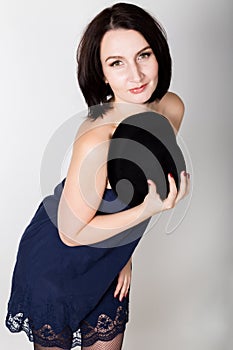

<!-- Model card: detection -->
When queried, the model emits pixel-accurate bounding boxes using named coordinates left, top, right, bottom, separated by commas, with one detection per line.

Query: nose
left=128, top=62, right=144, bottom=83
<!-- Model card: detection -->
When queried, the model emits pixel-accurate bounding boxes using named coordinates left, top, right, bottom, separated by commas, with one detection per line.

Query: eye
left=138, top=51, right=152, bottom=60
left=109, top=60, right=123, bottom=67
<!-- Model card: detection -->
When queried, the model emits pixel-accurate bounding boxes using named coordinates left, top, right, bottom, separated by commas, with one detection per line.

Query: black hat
left=107, top=111, right=186, bottom=208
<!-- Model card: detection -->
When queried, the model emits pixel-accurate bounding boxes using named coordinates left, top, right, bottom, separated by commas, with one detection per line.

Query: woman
left=5, top=3, right=190, bottom=349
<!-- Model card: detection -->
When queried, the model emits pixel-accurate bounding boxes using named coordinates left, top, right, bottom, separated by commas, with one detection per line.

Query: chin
left=116, top=91, right=154, bottom=104
left=131, top=94, right=153, bottom=104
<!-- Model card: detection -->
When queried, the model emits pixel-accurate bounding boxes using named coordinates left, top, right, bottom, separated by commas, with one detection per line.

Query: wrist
left=139, top=200, right=154, bottom=219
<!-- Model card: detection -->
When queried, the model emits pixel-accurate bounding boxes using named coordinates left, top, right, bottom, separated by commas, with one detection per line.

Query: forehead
left=100, top=29, right=149, bottom=58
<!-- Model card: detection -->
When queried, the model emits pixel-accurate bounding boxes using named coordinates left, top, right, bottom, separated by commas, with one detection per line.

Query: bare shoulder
left=158, top=91, right=185, bottom=134
left=74, top=115, right=114, bottom=144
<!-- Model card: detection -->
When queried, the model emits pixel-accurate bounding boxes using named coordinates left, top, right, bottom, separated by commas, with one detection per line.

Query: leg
left=81, top=332, right=124, bottom=350
left=32, top=324, right=72, bottom=350
left=33, top=345, right=70, bottom=350
left=80, top=275, right=129, bottom=349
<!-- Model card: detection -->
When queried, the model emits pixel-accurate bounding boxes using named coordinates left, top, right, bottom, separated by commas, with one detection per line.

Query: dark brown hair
left=77, top=3, right=172, bottom=119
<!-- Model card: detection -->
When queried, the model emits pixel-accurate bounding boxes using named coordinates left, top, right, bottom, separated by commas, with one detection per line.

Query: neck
left=112, top=102, right=154, bottom=123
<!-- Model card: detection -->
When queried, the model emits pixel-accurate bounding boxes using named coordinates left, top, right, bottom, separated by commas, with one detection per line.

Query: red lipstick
left=129, top=84, right=148, bottom=94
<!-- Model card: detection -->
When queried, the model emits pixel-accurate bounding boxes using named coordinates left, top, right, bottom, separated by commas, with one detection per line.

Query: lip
left=129, top=84, right=148, bottom=94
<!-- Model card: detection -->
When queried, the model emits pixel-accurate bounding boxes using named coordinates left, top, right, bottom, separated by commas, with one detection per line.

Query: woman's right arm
left=57, top=126, right=190, bottom=246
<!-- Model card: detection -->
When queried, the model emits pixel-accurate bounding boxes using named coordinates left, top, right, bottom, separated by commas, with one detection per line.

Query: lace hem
left=80, top=306, right=128, bottom=347
left=5, top=306, right=128, bottom=348
left=5, top=313, right=81, bottom=349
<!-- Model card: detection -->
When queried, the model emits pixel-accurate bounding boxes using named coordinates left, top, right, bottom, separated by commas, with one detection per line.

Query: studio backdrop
left=0, top=0, right=232, bottom=349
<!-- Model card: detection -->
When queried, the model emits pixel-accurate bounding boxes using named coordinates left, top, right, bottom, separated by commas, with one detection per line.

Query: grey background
left=1, top=0, right=232, bottom=349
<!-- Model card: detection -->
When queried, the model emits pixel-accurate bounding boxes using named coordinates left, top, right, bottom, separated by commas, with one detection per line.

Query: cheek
left=107, top=71, right=127, bottom=89
left=154, top=60, right=159, bottom=76
left=151, top=59, right=159, bottom=73
left=148, top=57, right=159, bottom=76
left=147, top=65, right=159, bottom=82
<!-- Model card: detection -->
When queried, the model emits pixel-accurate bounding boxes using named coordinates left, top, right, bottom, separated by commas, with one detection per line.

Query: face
left=100, top=29, right=159, bottom=104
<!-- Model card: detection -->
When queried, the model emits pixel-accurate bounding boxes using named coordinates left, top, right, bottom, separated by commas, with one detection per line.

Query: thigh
left=34, top=345, right=71, bottom=350
left=80, top=275, right=130, bottom=348
left=81, top=332, right=124, bottom=350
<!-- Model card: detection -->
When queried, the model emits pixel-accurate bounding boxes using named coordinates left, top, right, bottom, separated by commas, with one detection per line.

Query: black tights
left=33, top=332, right=125, bottom=350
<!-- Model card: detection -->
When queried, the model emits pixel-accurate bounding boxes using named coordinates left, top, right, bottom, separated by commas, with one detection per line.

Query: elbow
left=57, top=212, right=86, bottom=247
left=57, top=197, right=89, bottom=246
left=58, top=228, right=82, bottom=247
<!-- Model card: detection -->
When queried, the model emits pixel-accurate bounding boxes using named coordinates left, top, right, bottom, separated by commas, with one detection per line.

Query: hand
left=144, top=170, right=190, bottom=216
left=114, top=259, right=132, bottom=302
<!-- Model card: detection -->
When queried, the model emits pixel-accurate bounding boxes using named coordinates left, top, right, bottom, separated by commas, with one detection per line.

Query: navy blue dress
left=5, top=177, right=150, bottom=348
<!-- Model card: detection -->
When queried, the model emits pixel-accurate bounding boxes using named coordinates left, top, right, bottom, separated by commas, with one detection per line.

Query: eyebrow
left=105, top=45, right=151, bottom=62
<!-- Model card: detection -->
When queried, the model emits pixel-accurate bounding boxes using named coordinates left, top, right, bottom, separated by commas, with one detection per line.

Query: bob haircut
left=77, top=2, right=172, bottom=120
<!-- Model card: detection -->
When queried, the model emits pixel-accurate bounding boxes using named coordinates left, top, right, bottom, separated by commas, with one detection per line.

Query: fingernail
left=169, top=173, right=173, bottom=178
left=183, top=171, right=187, bottom=176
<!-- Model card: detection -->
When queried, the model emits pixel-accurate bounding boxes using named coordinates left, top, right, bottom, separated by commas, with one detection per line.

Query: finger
left=119, top=277, right=129, bottom=301
left=125, top=279, right=130, bottom=295
left=147, top=179, right=157, bottom=195
left=186, top=173, right=191, bottom=196
left=163, top=173, right=177, bottom=209
left=175, top=170, right=188, bottom=202
left=119, top=278, right=129, bottom=301
left=168, top=173, right=178, bottom=198
left=183, top=172, right=191, bottom=197
left=114, top=280, right=123, bottom=298
left=147, top=179, right=163, bottom=203
left=124, top=282, right=131, bottom=297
